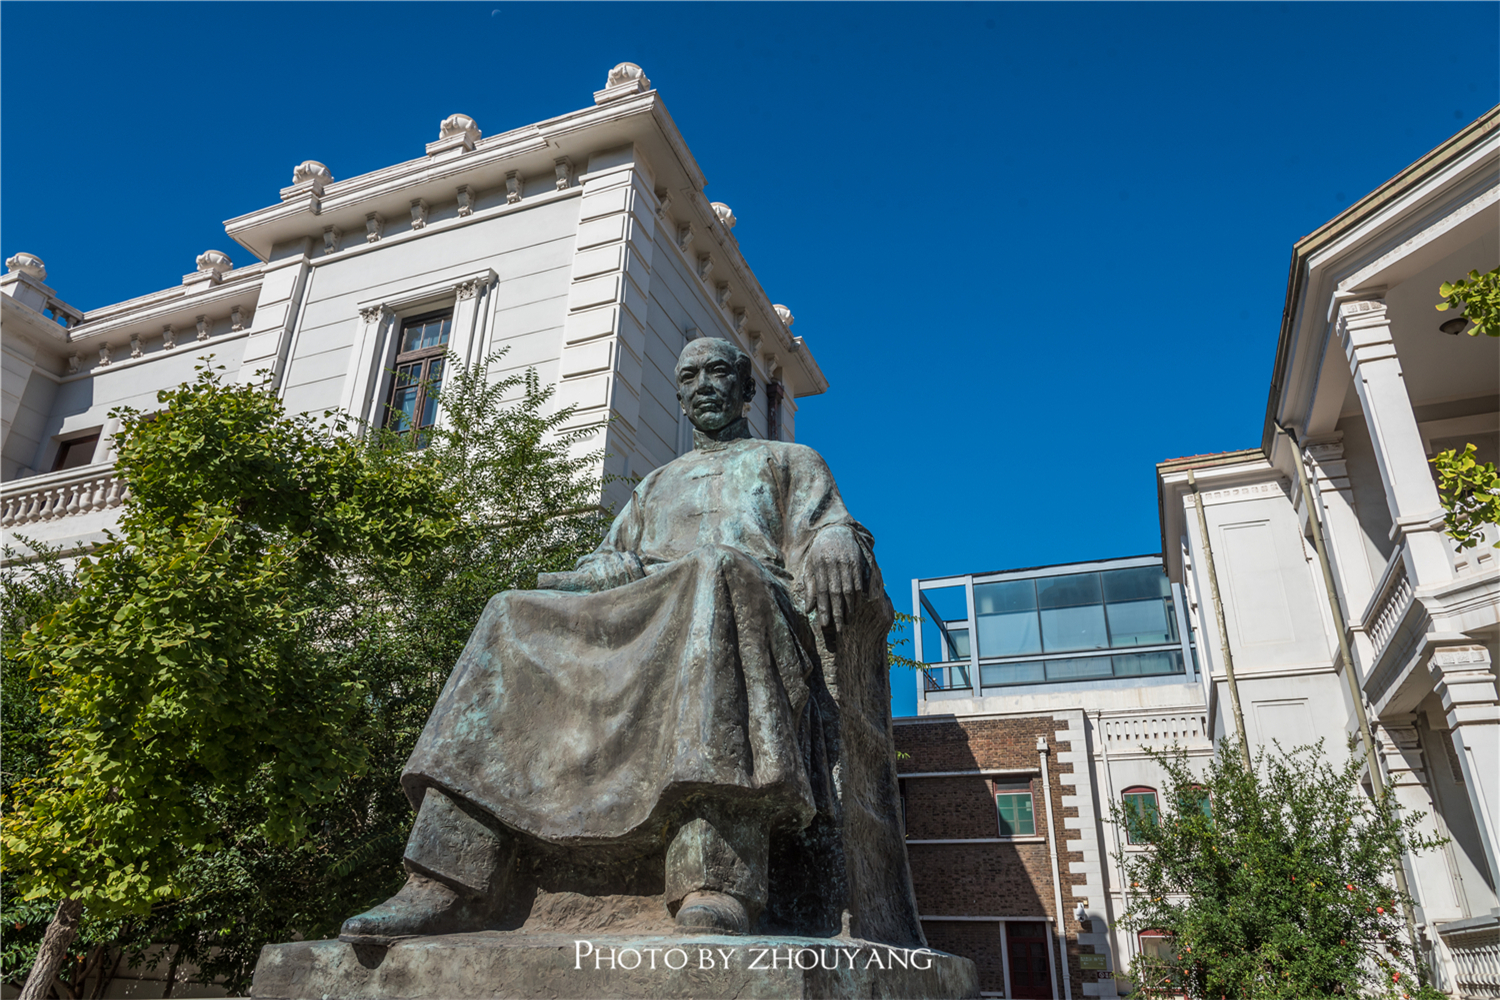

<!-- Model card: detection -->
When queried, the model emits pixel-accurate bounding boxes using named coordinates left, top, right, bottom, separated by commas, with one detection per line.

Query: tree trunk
left=19, top=898, right=83, bottom=1000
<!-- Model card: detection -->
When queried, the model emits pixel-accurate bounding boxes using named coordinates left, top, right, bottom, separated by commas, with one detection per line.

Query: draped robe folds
left=401, top=435, right=872, bottom=849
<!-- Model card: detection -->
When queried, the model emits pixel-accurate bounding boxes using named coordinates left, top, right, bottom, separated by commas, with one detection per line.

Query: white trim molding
left=340, top=268, right=498, bottom=428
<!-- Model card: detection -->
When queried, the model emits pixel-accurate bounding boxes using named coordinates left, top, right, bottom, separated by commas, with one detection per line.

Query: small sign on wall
left=1080, top=954, right=1109, bottom=971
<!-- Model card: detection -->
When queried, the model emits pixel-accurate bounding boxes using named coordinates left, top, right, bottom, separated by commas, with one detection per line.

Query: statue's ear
left=743, top=378, right=757, bottom=405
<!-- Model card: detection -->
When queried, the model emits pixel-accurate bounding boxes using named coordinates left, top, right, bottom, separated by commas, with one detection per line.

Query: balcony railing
left=1, top=463, right=126, bottom=529
left=922, top=663, right=972, bottom=692
left=1439, top=914, right=1500, bottom=999
left=1099, top=713, right=1210, bottom=750
left=1363, top=546, right=1414, bottom=662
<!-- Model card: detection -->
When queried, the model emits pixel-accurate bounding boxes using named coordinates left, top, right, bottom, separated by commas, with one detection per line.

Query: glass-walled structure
left=913, top=554, right=1198, bottom=699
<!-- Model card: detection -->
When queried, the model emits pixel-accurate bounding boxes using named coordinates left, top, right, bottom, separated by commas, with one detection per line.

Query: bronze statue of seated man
left=340, top=337, right=904, bottom=944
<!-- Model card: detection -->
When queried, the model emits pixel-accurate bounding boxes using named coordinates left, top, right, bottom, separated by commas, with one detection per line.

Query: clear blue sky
left=4, top=2, right=1496, bottom=715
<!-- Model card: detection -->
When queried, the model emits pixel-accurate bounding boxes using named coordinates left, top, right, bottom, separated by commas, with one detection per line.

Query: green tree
left=1430, top=442, right=1500, bottom=552
left=1435, top=266, right=1500, bottom=337
left=2, top=352, right=610, bottom=997
left=1113, top=739, right=1445, bottom=1000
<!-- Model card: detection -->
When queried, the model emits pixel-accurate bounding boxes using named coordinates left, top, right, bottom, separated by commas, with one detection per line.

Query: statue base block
left=251, top=932, right=978, bottom=999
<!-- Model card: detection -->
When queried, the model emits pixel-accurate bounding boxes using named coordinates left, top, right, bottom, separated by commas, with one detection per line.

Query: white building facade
left=906, top=108, right=1499, bottom=999
left=1, top=62, right=826, bottom=559
left=1158, top=108, right=1498, bottom=997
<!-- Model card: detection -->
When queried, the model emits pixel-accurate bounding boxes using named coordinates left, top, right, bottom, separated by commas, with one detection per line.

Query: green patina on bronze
left=331, top=338, right=928, bottom=952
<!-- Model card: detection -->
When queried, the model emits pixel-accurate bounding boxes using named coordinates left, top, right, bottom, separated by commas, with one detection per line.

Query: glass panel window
left=1111, top=650, right=1184, bottom=677
left=919, top=585, right=969, bottom=664
left=977, top=609, right=1041, bottom=657
left=975, top=579, right=1041, bottom=657
left=1106, top=597, right=1178, bottom=647
left=975, top=580, right=1037, bottom=615
left=1044, top=655, right=1114, bottom=682
left=1036, top=572, right=1101, bottom=609
left=383, top=311, right=453, bottom=442
left=995, top=783, right=1036, bottom=836
left=1138, top=930, right=1173, bottom=961
left=944, top=626, right=970, bottom=661
left=1040, top=603, right=1109, bottom=651
left=1101, top=566, right=1170, bottom=602
left=1122, top=788, right=1159, bottom=844
left=980, top=661, right=1046, bottom=687
left=401, top=316, right=452, bottom=352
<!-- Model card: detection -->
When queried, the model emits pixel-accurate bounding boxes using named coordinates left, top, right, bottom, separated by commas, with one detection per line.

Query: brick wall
left=896, top=713, right=1090, bottom=999
left=923, top=921, right=1007, bottom=994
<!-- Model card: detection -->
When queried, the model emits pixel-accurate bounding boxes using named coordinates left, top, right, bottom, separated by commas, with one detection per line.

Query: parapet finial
left=5, top=252, right=46, bottom=280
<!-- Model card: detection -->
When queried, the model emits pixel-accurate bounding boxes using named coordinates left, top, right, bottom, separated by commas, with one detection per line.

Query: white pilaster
left=237, top=257, right=311, bottom=389
left=1432, top=645, right=1500, bottom=889
left=338, top=304, right=396, bottom=426
left=555, top=151, right=657, bottom=461
left=1304, top=436, right=1379, bottom=614
left=1337, top=298, right=1453, bottom=588
left=1374, top=714, right=1464, bottom=923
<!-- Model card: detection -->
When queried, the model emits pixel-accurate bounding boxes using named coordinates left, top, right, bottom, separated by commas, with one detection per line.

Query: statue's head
left=675, top=337, right=756, bottom=434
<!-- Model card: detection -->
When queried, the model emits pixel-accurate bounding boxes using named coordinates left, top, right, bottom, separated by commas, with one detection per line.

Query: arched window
left=1121, top=786, right=1159, bottom=844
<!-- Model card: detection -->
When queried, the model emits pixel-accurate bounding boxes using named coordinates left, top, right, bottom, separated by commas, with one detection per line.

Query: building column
left=1304, top=436, right=1380, bottom=615
left=1374, top=715, right=1465, bottom=924
left=1336, top=298, right=1452, bottom=588
left=554, top=146, right=658, bottom=508
left=236, top=257, right=311, bottom=390
left=1432, top=645, right=1500, bottom=889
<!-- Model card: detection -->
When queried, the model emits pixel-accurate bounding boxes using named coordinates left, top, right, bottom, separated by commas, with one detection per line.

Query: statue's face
left=676, top=340, right=748, bottom=433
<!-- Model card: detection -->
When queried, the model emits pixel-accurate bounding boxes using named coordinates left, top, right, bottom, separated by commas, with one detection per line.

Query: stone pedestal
left=251, top=932, right=978, bottom=999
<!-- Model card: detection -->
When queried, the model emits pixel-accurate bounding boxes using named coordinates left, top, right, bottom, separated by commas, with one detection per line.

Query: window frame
left=992, top=778, right=1037, bottom=838
left=381, top=309, right=454, bottom=438
left=341, top=268, right=496, bottom=433
left=1121, top=786, right=1160, bottom=845
left=50, top=432, right=102, bottom=472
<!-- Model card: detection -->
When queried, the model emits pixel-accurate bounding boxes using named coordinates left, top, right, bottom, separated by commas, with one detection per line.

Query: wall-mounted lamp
left=1074, top=902, right=1089, bottom=923
left=1440, top=317, right=1470, bottom=335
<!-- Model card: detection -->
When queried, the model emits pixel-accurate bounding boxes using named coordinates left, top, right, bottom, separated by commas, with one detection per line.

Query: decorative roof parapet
left=196, top=250, right=233, bottom=274
left=184, top=249, right=234, bottom=291
left=595, top=62, right=651, bottom=105
left=711, top=202, right=737, bottom=231
left=773, top=304, right=794, bottom=330
left=428, top=114, right=481, bottom=158
left=282, top=161, right=332, bottom=202
left=6, top=253, right=46, bottom=280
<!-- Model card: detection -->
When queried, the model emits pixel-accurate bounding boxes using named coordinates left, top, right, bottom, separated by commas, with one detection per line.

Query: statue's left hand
left=807, top=526, right=868, bottom=632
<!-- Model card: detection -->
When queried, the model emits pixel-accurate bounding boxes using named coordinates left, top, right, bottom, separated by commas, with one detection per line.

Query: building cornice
left=1261, top=105, right=1500, bottom=457
left=1153, top=449, right=1268, bottom=581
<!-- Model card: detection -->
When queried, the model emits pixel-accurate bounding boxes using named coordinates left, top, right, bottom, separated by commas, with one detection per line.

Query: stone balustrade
left=1364, top=547, right=1415, bottom=661
left=0, top=463, right=126, bottom=528
left=1439, top=914, right=1500, bottom=999
left=1098, top=713, right=1210, bottom=750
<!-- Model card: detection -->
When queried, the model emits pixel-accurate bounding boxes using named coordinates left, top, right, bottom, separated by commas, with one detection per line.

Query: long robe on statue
left=401, top=430, right=871, bottom=848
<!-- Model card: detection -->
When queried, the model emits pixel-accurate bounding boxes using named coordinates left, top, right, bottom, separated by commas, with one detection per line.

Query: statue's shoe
left=339, top=874, right=499, bottom=945
left=675, top=890, right=751, bottom=935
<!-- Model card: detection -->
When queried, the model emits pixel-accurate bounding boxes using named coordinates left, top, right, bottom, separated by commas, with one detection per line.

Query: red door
left=1007, top=921, right=1054, bottom=999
